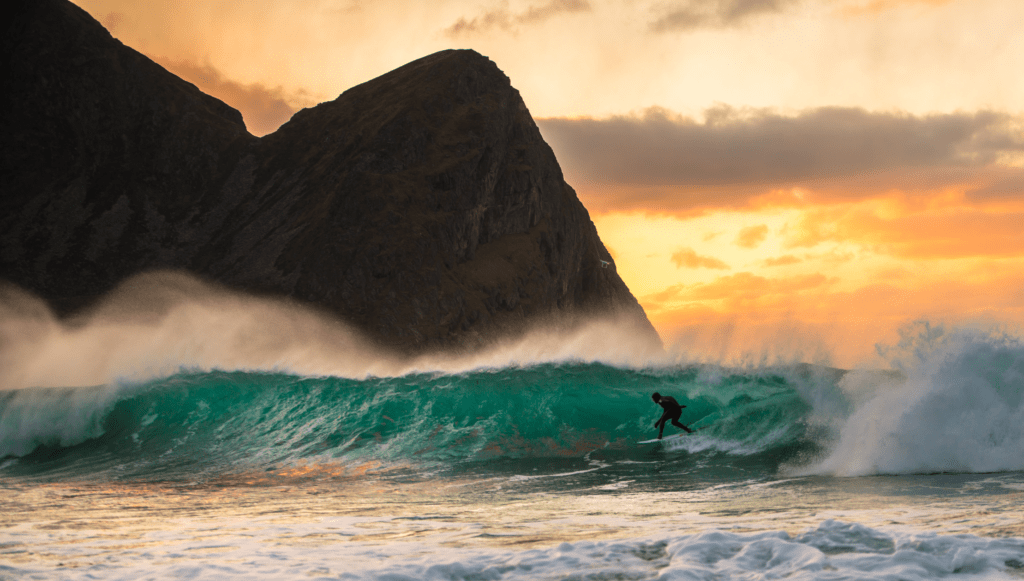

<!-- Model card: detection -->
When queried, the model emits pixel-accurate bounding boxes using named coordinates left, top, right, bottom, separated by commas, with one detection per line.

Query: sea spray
left=0, top=271, right=665, bottom=391
left=806, top=322, right=1024, bottom=476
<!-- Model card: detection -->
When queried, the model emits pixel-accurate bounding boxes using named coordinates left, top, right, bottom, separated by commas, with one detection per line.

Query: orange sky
left=71, top=0, right=1024, bottom=368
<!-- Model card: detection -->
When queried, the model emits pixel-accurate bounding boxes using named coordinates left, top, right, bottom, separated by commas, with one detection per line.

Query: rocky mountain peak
left=1, top=0, right=660, bottom=354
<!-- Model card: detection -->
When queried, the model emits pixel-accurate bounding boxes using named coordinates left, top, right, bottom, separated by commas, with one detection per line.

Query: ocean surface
left=2, top=295, right=1024, bottom=579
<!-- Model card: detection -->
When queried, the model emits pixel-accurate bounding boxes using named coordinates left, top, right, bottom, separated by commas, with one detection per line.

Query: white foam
left=803, top=323, right=1024, bottom=476
left=0, top=383, right=118, bottom=456
left=7, top=517, right=1023, bottom=580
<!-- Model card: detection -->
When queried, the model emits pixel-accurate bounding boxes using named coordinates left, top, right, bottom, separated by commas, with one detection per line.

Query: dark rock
left=1, top=0, right=660, bottom=353
left=2, top=0, right=253, bottom=308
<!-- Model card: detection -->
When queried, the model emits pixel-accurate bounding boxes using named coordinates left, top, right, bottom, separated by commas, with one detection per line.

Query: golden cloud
left=644, top=271, right=831, bottom=304
left=735, top=224, right=769, bottom=248
left=762, top=255, right=803, bottom=267
left=840, top=0, right=955, bottom=16
left=445, top=0, right=591, bottom=37
left=785, top=203, right=1024, bottom=259
left=650, top=0, right=801, bottom=32
left=670, top=248, right=730, bottom=269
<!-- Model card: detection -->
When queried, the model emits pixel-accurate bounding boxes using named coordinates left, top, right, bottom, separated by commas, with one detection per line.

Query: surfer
left=651, top=392, right=693, bottom=439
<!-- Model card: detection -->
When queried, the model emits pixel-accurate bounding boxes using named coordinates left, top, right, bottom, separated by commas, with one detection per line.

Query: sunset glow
left=70, top=0, right=1024, bottom=367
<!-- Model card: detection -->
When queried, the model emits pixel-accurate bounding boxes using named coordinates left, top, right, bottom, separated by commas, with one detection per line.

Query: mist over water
left=0, top=271, right=666, bottom=391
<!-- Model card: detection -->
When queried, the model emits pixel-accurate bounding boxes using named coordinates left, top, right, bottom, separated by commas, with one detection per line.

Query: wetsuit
left=654, top=395, right=692, bottom=439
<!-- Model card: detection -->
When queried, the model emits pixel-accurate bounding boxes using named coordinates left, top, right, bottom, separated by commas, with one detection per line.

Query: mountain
left=1, top=0, right=660, bottom=353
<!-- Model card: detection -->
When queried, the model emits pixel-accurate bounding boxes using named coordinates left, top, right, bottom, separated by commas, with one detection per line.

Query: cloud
left=154, top=59, right=301, bottom=137
left=735, top=224, right=768, bottom=248
left=540, top=106, right=1024, bottom=187
left=650, top=0, right=801, bottom=32
left=538, top=106, right=1024, bottom=212
left=671, top=248, right=730, bottom=269
left=648, top=0, right=954, bottom=32
left=645, top=283, right=690, bottom=305
left=643, top=272, right=831, bottom=307
left=840, top=0, right=955, bottom=16
left=445, top=0, right=591, bottom=37
left=762, top=255, right=802, bottom=267
left=785, top=205, right=1024, bottom=259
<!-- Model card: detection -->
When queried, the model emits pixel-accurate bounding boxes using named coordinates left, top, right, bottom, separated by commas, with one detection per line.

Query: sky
left=71, top=0, right=1024, bottom=367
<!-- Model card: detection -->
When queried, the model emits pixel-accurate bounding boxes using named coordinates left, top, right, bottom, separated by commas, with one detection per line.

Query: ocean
left=2, top=291, right=1024, bottom=580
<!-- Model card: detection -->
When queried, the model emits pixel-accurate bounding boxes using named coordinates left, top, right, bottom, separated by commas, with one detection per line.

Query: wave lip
left=0, top=384, right=117, bottom=457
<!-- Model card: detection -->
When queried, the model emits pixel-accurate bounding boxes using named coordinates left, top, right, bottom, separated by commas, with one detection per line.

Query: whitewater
left=2, top=274, right=1024, bottom=580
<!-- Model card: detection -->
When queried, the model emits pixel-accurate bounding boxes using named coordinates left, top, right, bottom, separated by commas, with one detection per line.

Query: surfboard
left=638, top=434, right=685, bottom=444
left=638, top=427, right=707, bottom=444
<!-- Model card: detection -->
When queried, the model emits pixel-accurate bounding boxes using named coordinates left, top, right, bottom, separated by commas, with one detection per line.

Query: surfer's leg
left=670, top=410, right=693, bottom=433
left=671, top=419, right=694, bottom=433
left=656, top=411, right=671, bottom=439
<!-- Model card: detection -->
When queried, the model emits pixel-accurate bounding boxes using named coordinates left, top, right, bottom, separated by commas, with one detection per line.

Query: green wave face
left=1, top=363, right=835, bottom=482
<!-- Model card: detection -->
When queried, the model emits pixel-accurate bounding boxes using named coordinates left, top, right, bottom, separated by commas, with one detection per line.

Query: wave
left=3, top=274, right=1024, bottom=480
left=1, top=362, right=839, bottom=480
left=6, top=326, right=1024, bottom=481
left=4, top=323, right=1024, bottom=481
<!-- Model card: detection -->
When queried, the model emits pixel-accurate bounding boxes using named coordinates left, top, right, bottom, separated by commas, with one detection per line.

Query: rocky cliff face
left=1, top=0, right=660, bottom=353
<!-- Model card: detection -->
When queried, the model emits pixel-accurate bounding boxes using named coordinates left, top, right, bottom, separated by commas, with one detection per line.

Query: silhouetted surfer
left=652, top=392, right=693, bottom=439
